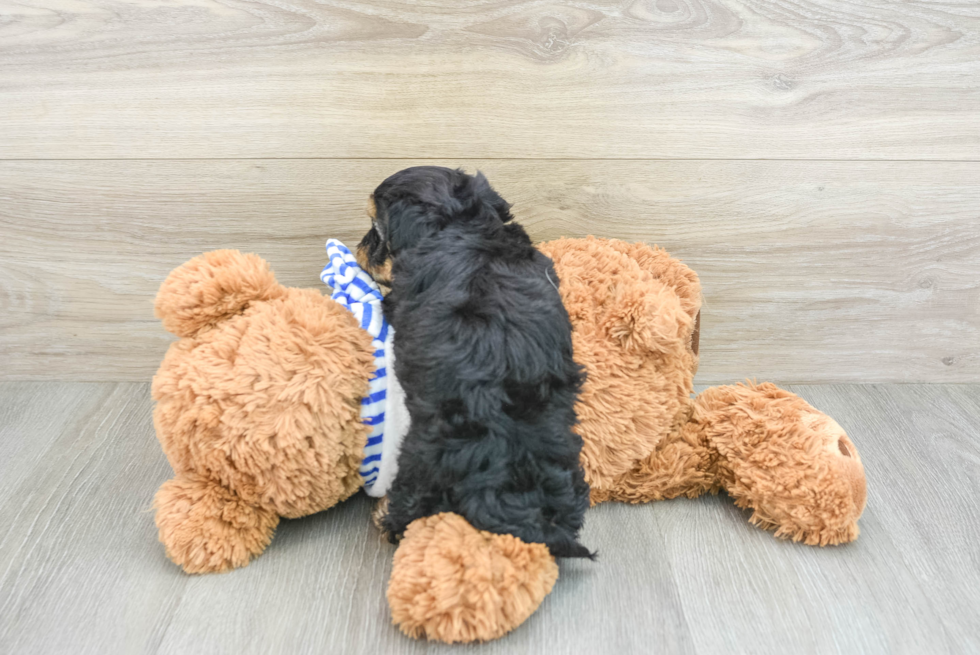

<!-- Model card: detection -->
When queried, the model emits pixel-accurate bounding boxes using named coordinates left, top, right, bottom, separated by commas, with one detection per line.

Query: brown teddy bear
left=152, top=247, right=376, bottom=573
left=151, top=237, right=866, bottom=643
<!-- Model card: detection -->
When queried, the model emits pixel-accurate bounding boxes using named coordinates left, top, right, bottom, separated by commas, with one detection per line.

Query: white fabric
left=367, top=328, right=409, bottom=497
left=319, top=238, right=408, bottom=497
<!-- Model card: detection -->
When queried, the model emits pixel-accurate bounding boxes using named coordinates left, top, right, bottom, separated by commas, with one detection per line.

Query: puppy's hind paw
left=372, top=495, right=391, bottom=539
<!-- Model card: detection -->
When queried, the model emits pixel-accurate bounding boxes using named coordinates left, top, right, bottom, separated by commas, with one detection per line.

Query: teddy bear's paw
left=154, top=474, right=280, bottom=574
left=387, top=512, right=558, bottom=643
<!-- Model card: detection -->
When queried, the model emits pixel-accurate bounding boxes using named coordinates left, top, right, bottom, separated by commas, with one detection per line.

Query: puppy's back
left=383, top=221, right=592, bottom=558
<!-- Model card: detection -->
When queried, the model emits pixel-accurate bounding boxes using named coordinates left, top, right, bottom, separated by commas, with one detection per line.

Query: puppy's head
left=356, top=167, right=512, bottom=284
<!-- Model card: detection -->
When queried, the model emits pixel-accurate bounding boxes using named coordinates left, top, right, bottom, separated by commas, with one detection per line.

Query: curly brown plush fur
left=540, top=237, right=701, bottom=495
left=150, top=237, right=867, bottom=644
left=542, top=237, right=867, bottom=545
left=152, top=250, right=375, bottom=573
left=387, top=513, right=558, bottom=643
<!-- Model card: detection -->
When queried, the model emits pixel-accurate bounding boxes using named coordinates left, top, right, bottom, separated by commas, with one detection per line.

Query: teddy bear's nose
left=838, top=436, right=852, bottom=458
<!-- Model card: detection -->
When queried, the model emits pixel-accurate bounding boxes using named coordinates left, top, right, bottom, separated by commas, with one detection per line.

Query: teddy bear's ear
left=155, top=250, right=285, bottom=338
left=606, top=281, right=691, bottom=354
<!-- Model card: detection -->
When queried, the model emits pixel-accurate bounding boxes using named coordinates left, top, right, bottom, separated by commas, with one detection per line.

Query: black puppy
left=357, top=166, right=592, bottom=559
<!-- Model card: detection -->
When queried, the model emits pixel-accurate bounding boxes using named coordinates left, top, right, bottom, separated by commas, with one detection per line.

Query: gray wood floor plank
left=156, top=496, right=392, bottom=655
left=0, top=382, right=114, bottom=509
left=795, top=385, right=980, bottom=653
left=0, top=382, right=187, bottom=654
left=1, top=383, right=978, bottom=654
left=635, top=383, right=937, bottom=654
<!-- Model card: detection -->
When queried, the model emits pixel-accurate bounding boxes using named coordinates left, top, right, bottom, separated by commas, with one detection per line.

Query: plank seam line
left=1, top=158, right=979, bottom=163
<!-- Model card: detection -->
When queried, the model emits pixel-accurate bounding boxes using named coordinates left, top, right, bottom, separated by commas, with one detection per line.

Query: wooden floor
left=1, top=382, right=978, bottom=654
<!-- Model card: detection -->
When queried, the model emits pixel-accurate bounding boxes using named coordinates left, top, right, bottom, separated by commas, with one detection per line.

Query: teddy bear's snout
left=802, top=412, right=867, bottom=517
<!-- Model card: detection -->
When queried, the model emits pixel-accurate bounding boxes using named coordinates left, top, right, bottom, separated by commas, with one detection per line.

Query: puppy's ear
left=469, top=170, right=513, bottom=223
left=387, top=200, right=440, bottom=255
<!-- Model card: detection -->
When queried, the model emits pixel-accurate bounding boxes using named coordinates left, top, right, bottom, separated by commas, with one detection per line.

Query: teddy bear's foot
left=387, top=513, right=559, bottom=643
left=154, top=473, right=279, bottom=573
left=588, top=399, right=721, bottom=505
left=696, top=383, right=867, bottom=546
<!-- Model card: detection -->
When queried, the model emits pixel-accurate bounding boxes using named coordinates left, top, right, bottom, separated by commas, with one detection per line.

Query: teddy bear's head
left=152, top=250, right=375, bottom=522
left=540, top=237, right=702, bottom=497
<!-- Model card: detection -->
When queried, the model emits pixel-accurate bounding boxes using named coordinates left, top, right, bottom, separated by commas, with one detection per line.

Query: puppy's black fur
left=359, top=167, right=592, bottom=559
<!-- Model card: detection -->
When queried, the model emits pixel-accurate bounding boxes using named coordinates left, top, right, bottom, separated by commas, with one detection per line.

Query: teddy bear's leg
left=589, top=400, right=722, bottom=505
left=154, top=473, right=279, bottom=573
left=695, top=383, right=867, bottom=545
left=386, top=513, right=559, bottom=643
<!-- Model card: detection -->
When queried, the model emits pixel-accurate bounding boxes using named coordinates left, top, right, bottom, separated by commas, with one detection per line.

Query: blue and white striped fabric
left=320, top=239, right=389, bottom=492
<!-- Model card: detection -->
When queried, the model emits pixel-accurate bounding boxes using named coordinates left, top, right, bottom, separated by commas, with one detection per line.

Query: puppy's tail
left=548, top=539, right=597, bottom=560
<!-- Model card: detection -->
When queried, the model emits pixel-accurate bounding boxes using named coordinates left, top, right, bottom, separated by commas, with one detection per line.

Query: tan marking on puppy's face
left=367, top=195, right=377, bottom=221
left=356, top=194, right=393, bottom=286
left=356, top=242, right=392, bottom=287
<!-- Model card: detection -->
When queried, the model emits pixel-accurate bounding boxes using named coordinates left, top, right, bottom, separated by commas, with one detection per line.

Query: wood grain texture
left=0, top=382, right=978, bottom=654
left=0, top=382, right=187, bottom=654
left=1, top=0, right=979, bottom=159
left=1, top=159, right=977, bottom=383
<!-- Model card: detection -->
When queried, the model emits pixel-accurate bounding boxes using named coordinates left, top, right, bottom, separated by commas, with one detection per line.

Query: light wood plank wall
left=1, top=0, right=978, bottom=382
